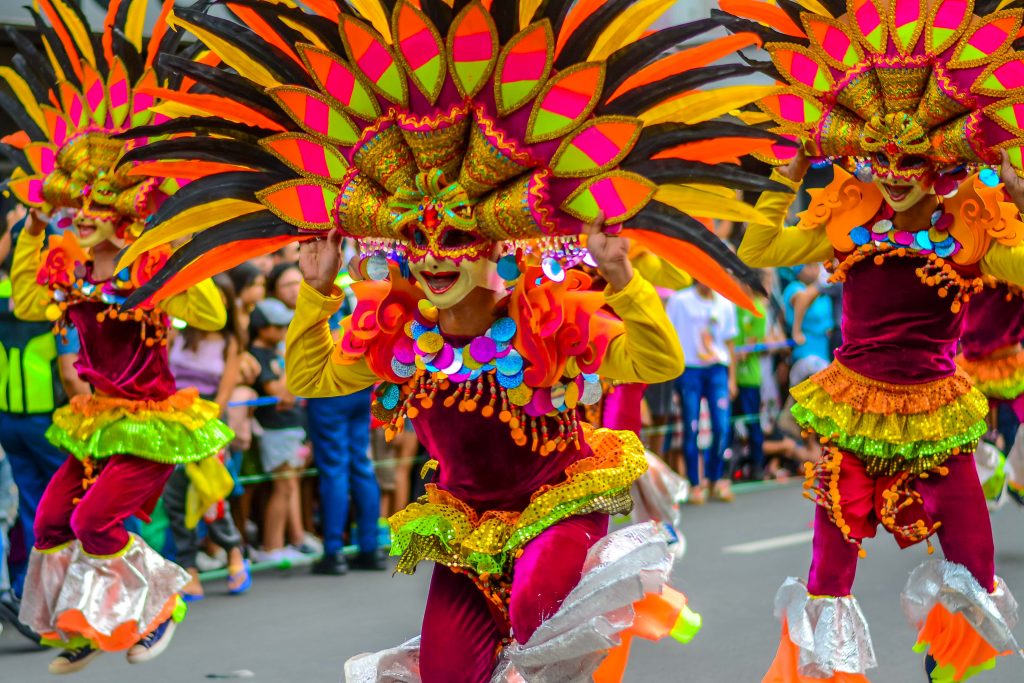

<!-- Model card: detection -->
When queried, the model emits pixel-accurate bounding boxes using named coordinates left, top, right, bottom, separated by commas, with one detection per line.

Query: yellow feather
left=281, top=16, right=328, bottom=49
left=347, top=0, right=392, bottom=42
left=640, top=85, right=778, bottom=125
left=50, top=0, right=96, bottom=66
left=168, top=12, right=282, bottom=88
left=125, top=0, right=147, bottom=51
left=791, top=0, right=832, bottom=15
left=589, top=0, right=675, bottom=61
left=655, top=185, right=769, bottom=224
left=519, top=0, right=543, bottom=30
left=116, top=199, right=266, bottom=273
left=40, top=34, right=66, bottom=82
left=0, top=68, right=46, bottom=131
left=997, top=0, right=1017, bottom=9
left=685, top=183, right=736, bottom=199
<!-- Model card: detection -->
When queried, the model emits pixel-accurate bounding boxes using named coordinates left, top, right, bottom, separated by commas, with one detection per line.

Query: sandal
left=227, top=560, right=252, bottom=595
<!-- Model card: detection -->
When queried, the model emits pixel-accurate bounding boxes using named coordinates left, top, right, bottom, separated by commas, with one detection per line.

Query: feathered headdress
left=118, top=0, right=792, bottom=310
left=0, top=0, right=187, bottom=242
left=716, top=0, right=1024, bottom=178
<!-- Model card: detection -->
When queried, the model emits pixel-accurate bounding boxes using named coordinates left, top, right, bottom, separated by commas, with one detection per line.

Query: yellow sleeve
left=11, top=230, right=51, bottom=322
left=576, top=273, right=684, bottom=383
left=632, top=250, right=693, bottom=289
left=160, top=278, right=227, bottom=331
left=284, top=281, right=380, bottom=397
left=737, top=170, right=834, bottom=268
left=981, top=242, right=1024, bottom=287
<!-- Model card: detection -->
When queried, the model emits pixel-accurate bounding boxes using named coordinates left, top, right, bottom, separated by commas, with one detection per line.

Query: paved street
left=3, top=482, right=1023, bottom=682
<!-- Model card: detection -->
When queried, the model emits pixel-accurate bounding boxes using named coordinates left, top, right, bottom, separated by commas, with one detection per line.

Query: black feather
left=119, top=138, right=290, bottom=176
left=0, top=143, right=30, bottom=174
left=736, top=52, right=784, bottom=82
left=156, top=54, right=290, bottom=127
left=555, top=0, right=638, bottom=69
left=120, top=116, right=279, bottom=142
left=174, top=8, right=315, bottom=88
left=774, top=0, right=808, bottom=31
left=11, top=54, right=52, bottom=105
left=418, top=0, right=453, bottom=33
left=29, top=9, right=80, bottom=89
left=4, top=27, right=57, bottom=88
left=144, top=172, right=286, bottom=232
left=123, top=212, right=297, bottom=308
left=628, top=201, right=764, bottom=293
left=490, top=0, right=520, bottom=43
left=111, top=28, right=144, bottom=83
left=289, top=13, right=347, bottom=54
left=600, top=63, right=756, bottom=116
left=603, top=19, right=719, bottom=100
left=624, top=122, right=793, bottom=166
left=623, top=158, right=794, bottom=194
left=224, top=0, right=309, bottom=56
left=711, top=9, right=807, bottom=47
left=815, top=0, right=846, bottom=18
left=533, top=0, right=574, bottom=34
left=0, top=90, right=47, bottom=142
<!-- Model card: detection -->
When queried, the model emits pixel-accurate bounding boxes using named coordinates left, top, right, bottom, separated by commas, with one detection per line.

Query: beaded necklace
left=373, top=308, right=604, bottom=455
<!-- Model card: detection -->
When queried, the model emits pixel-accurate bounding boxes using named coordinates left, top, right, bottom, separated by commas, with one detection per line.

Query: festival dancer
left=1, top=1, right=232, bottom=673
left=110, top=1, right=786, bottom=679
left=716, top=1, right=1024, bottom=680
left=958, top=283, right=1024, bottom=508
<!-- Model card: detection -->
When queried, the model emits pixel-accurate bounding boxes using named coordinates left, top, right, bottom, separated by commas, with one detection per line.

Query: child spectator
left=783, top=263, right=834, bottom=364
left=248, top=298, right=308, bottom=563
left=164, top=275, right=251, bottom=599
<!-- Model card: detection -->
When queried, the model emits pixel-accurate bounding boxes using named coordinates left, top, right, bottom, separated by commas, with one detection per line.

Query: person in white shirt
left=665, top=283, right=739, bottom=503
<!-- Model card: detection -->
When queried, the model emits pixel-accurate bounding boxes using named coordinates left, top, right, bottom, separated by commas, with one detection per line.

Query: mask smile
left=421, top=271, right=461, bottom=295
left=881, top=183, right=912, bottom=203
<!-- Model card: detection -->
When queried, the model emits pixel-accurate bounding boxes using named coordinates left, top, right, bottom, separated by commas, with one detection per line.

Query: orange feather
left=138, top=87, right=286, bottom=131
left=226, top=3, right=303, bottom=67
left=555, top=0, right=604, bottom=57
left=653, top=137, right=778, bottom=164
left=102, top=0, right=124, bottom=67
left=146, top=0, right=176, bottom=68
left=35, top=0, right=85, bottom=83
left=147, top=235, right=313, bottom=305
left=719, top=0, right=805, bottom=37
left=300, top=0, right=343, bottom=20
left=127, top=160, right=254, bottom=180
left=624, top=229, right=758, bottom=314
left=609, top=33, right=761, bottom=102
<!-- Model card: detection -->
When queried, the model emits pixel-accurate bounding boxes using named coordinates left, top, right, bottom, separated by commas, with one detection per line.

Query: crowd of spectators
left=0, top=192, right=841, bottom=617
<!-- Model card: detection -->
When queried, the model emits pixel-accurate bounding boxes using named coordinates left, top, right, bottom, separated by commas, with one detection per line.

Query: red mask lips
left=421, top=271, right=461, bottom=294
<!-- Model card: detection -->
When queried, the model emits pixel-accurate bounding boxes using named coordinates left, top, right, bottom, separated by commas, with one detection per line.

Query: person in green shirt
left=733, top=294, right=769, bottom=480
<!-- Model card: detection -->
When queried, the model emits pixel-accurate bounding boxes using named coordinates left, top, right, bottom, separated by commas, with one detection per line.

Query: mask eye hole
left=899, top=155, right=927, bottom=170
left=874, top=152, right=890, bottom=168
left=408, top=228, right=427, bottom=246
left=439, top=229, right=477, bottom=248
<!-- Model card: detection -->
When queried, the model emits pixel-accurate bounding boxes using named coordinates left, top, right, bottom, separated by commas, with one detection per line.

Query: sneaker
left=0, top=590, right=41, bottom=644
left=311, top=553, right=349, bottom=576
left=49, top=646, right=101, bottom=674
left=195, top=550, right=226, bottom=573
left=253, top=546, right=310, bottom=566
left=349, top=549, right=388, bottom=571
left=126, top=618, right=177, bottom=664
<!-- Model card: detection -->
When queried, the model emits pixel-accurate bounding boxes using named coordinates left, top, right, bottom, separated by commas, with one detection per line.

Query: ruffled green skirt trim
left=47, top=390, right=233, bottom=464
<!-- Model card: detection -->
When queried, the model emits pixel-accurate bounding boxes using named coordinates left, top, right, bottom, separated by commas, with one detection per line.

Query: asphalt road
left=3, top=482, right=1023, bottom=683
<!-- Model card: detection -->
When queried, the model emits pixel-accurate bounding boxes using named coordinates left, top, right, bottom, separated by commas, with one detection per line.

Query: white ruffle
left=774, top=577, right=877, bottom=677
left=900, top=559, right=1019, bottom=653
left=344, top=522, right=679, bottom=683
left=20, top=534, right=188, bottom=646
